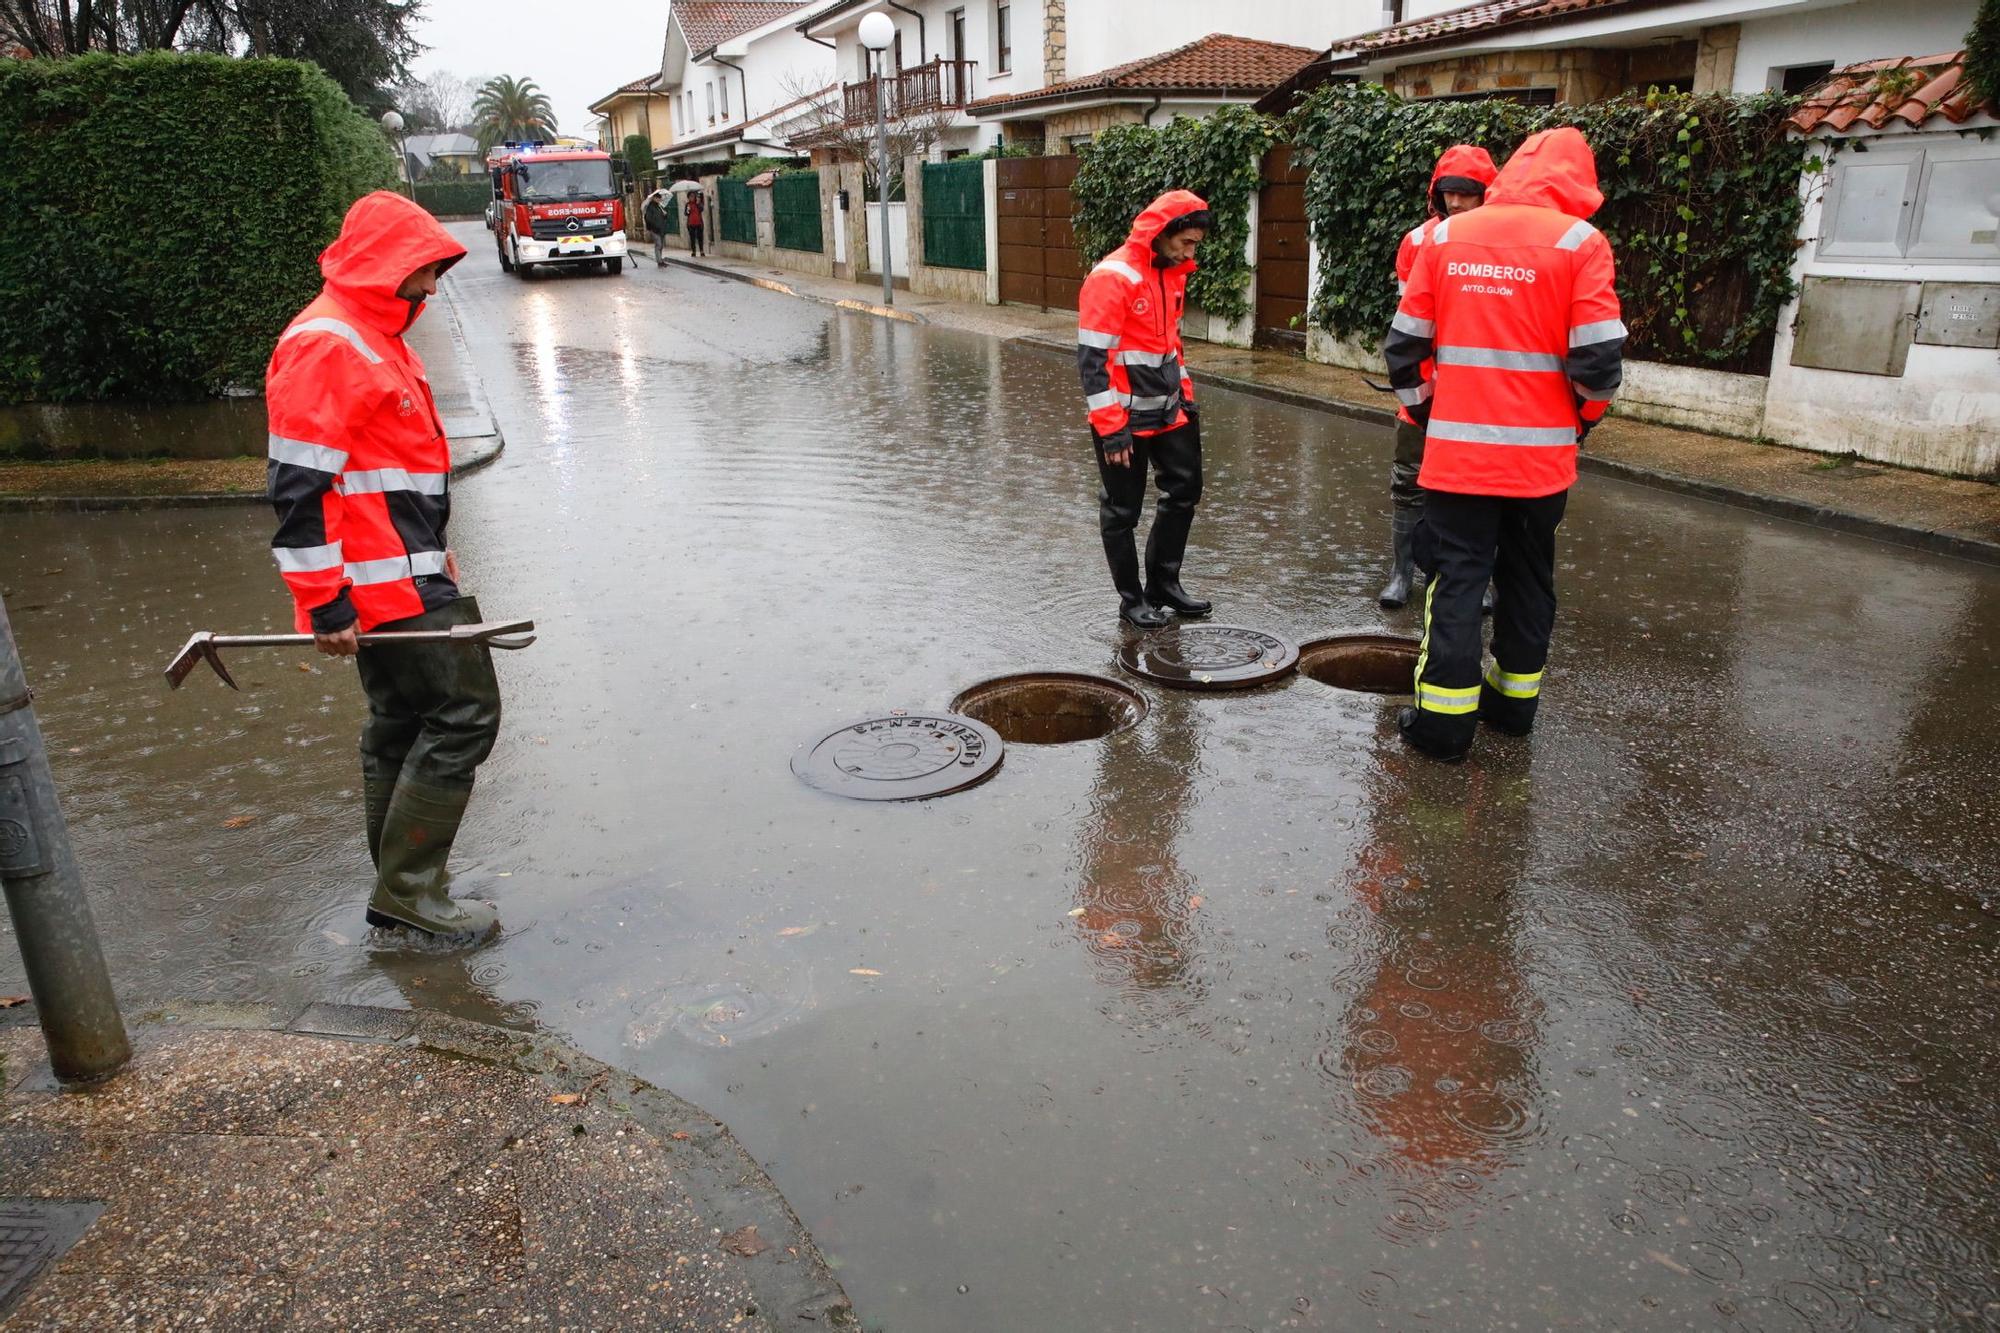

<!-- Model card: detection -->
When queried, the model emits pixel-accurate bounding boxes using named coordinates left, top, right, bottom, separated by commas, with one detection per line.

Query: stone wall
left=1043, top=0, right=1067, bottom=87
left=1044, top=104, right=1144, bottom=153
left=1384, top=42, right=1699, bottom=103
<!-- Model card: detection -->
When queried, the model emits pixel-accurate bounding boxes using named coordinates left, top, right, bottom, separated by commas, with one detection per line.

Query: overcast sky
left=411, top=0, right=670, bottom=135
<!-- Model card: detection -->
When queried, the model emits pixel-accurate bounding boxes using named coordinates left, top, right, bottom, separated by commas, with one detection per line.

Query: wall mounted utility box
left=1914, top=283, right=2000, bottom=349
left=1790, top=277, right=1921, bottom=376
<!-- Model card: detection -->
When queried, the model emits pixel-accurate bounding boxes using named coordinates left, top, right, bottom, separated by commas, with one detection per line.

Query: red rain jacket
left=1392, top=145, right=1498, bottom=425
left=1077, top=190, right=1206, bottom=441
left=266, top=191, right=468, bottom=633
left=1384, top=128, right=1626, bottom=498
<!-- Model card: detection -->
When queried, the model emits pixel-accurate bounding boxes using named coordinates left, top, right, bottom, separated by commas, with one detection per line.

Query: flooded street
left=5, top=220, right=1998, bottom=1328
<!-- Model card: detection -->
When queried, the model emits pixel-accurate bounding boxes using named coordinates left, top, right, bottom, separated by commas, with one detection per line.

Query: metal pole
left=0, top=592, right=130, bottom=1084
left=874, top=66, right=894, bottom=308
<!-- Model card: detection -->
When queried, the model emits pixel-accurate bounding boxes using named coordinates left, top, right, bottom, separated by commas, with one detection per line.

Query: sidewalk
left=659, top=249, right=2000, bottom=566
left=0, top=1003, right=852, bottom=1329
left=0, top=298, right=504, bottom=512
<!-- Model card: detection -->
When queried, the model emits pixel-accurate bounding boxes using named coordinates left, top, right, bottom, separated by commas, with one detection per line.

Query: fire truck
left=485, top=141, right=629, bottom=277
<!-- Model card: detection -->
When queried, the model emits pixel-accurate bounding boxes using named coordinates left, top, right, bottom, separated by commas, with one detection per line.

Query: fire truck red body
left=485, top=141, right=629, bottom=277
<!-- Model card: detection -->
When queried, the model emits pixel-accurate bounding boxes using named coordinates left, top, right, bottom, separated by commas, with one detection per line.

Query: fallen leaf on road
left=777, top=925, right=817, bottom=937
left=720, top=1225, right=770, bottom=1258
left=549, top=1093, right=584, bottom=1105
left=1097, top=932, right=1129, bottom=948
left=1066, top=908, right=1086, bottom=918
left=1189, top=895, right=1204, bottom=910
left=298, top=663, right=313, bottom=673
left=221, top=815, right=257, bottom=829
left=0, top=995, right=28, bottom=1008
left=848, top=968, right=882, bottom=977
left=669, top=1130, right=692, bottom=1141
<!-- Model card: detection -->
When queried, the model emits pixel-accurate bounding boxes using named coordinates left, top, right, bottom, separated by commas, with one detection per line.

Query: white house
left=655, top=1, right=837, bottom=168
left=1767, top=51, right=1999, bottom=476
left=796, top=0, right=1355, bottom=156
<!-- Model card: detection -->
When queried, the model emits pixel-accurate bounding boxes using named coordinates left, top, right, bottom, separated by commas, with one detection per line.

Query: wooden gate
left=1256, top=145, right=1311, bottom=352
left=996, top=156, right=1085, bottom=312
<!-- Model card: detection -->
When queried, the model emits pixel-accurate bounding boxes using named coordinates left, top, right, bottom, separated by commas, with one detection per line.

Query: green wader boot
left=363, top=773, right=397, bottom=869
left=365, top=777, right=498, bottom=942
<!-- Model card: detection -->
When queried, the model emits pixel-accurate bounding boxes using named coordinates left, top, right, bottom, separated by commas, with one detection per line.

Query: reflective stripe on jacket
left=267, top=191, right=469, bottom=633
left=1077, top=189, right=1205, bottom=440
left=1383, top=128, right=1625, bottom=499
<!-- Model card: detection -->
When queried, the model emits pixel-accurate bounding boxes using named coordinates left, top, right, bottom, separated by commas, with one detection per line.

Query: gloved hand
left=1577, top=417, right=1598, bottom=445
left=1097, top=428, right=1135, bottom=467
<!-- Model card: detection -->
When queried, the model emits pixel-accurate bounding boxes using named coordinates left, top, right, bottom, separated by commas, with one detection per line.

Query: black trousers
left=1407, top=490, right=1567, bottom=756
left=687, top=223, right=705, bottom=256
left=1390, top=418, right=1426, bottom=510
left=1095, top=417, right=1202, bottom=598
left=357, top=596, right=502, bottom=793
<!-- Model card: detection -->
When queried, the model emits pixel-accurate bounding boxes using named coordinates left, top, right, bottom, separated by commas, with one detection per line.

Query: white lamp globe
left=380, top=110, right=405, bottom=132
left=859, top=11, right=895, bottom=51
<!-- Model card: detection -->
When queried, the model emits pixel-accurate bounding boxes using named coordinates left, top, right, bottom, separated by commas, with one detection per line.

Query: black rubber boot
left=365, top=778, right=498, bottom=943
left=1107, top=533, right=1170, bottom=628
left=1378, top=508, right=1419, bottom=609
left=1144, top=419, right=1209, bottom=616
left=1397, top=706, right=1468, bottom=764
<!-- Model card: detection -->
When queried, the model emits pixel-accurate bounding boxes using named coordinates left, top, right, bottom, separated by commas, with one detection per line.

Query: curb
left=1009, top=335, right=2000, bottom=568
left=0, top=288, right=506, bottom=515
left=661, top=255, right=926, bottom=325
left=2, top=998, right=854, bottom=1328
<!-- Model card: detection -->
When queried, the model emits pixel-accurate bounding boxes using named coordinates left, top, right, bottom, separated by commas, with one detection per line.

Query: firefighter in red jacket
left=1078, top=190, right=1212, bottom=628
left=267, top=190, right=502, bottom=943
left=1380, top=145, right=1498, bottom=611
left=1384, top=128, right=1626, bottom=763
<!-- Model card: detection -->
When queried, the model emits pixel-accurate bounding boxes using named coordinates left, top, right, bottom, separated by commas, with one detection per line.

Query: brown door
left=1256, top=145, right=1310, bottom=352
left=996, top=156, right=1085, bottom=312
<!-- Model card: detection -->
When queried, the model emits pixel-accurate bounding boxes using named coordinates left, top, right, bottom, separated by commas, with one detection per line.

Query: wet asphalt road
left=4, top=221, right=1999, bottom=1330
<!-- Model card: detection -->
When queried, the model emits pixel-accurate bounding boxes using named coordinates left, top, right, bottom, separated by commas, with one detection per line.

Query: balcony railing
left=843, top=58, right=977, bottom=125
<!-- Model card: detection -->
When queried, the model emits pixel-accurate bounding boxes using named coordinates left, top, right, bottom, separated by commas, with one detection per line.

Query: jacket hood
left=1427, top=144, right=1498, bottom=216
left=1487, top=127, right=1603, bottom=218
left=1124, top=189, right=1210, bottom=254
left=319, top=190, right=468, bottom=335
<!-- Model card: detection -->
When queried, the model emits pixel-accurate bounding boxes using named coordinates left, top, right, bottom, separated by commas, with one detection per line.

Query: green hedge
left=1285, top=83, right=1806, bottom=373
left=413, top=179, right=494, bottom=217
left=1070, top=105, right=1274, bottom=324
left=1970, top=0, right=2000, bottom=106
left=0, top=52, right=397, bottom=404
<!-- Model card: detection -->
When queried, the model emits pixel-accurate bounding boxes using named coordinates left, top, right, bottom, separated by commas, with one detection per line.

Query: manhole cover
left=0, top=1200, right=104, bottom=1317
left=1117, top=624, right=1299, bottom=691
left=792, top=713, right=1004, bottom=801
left=1298, top=634, right=1419, bottom=696
left=950, top=672, right=1146, bottom=745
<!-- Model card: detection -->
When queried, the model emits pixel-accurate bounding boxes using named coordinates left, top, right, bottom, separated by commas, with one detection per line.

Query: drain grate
left=1117, top=624, right=1299, bottom=691
left=0, top=1200, right=104, bottom=1317
left=792, top=714, right=1004, bottom=801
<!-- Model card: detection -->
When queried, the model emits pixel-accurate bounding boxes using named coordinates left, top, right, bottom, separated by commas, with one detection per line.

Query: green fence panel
left=772, top=172, right=824, bottom=253
left=718, top=178, right=756, bottom=245
left=921, top=158, right=985, bottom=271
left=413, top=179, right=493, bottom=218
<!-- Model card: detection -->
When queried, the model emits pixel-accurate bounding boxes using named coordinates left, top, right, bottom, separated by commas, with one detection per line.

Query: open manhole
left=791, top=713, right=1004, bottom=801
left=1117, top=624, right=1299, bottom=692
left=950, top=672, right=1147, bottom=745
left=1298, top=633, right=1419, bottom=695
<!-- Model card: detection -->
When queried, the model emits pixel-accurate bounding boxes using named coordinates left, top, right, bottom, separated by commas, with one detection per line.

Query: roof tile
left=675, top=1, right=801, bottom=56
left=1787, top=52, right=1996, bottom=136
left=969, top=33, right=1316, bottom=114
left=1326, top=0, right=1644, bottom=64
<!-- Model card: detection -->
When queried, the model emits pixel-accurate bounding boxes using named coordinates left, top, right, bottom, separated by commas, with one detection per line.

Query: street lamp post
left=381, top=110, right=411, bottom=200
left=0, top=593, right=130, bottom=1084
left=859, top=11, right=896, bottom=308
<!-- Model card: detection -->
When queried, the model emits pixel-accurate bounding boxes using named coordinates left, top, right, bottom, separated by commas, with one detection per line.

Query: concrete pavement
left=0, top=1003, right=852, bottom=1329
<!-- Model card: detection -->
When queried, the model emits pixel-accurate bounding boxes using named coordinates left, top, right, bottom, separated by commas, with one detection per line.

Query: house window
left=1774, top=62, right=1834, bottom=95
left=1819, top=146, right=2000, bottom=264
left=720, top=75, right=729, bottom=119
left=706, top=82, right=715, bottom=125
left=893, top=29, right=904, bottom=73
left=951, top=8, right=966, bottom=63
left=995, top=3, right=1011, bottom=74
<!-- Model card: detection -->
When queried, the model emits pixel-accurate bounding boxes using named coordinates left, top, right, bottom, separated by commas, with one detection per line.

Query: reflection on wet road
left=3, top=222, right=1997, bottom=1329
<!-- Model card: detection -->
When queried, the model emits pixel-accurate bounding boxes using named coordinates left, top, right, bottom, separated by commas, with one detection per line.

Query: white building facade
left=656, top=1, right=837, bottom=166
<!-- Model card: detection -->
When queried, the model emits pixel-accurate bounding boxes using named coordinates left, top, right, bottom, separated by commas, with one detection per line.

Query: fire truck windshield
left=516, top=160, right=614, bottom=201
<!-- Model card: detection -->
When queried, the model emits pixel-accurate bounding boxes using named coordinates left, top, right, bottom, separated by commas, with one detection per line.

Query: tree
left=394, top=67, right=477, bottom=133
left=1969, top=0, right=2000, bottom=106
left=778, top=71, right=958, bottom=198
left=0, top=0, right=425, bottom=108
left=472, top=73, right=557, bottom=149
